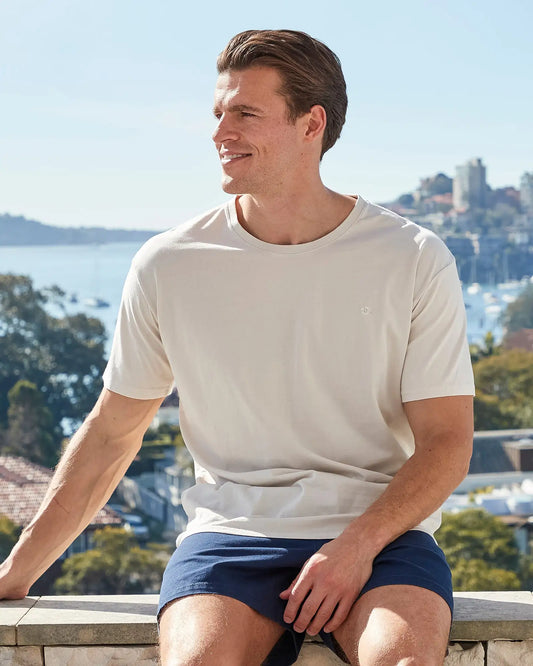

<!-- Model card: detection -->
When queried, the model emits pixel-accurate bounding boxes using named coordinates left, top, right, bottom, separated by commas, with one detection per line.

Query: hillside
left=0, top=214, right=159, bottom=246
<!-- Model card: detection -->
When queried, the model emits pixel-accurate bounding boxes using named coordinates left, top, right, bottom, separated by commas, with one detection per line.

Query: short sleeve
left=401, top=259, right=475, bottom=402
left=102, top=261, right=174, bottom=399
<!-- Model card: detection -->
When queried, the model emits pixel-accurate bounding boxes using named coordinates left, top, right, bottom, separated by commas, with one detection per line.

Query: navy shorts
left=158, top=530, right=453, bottom=666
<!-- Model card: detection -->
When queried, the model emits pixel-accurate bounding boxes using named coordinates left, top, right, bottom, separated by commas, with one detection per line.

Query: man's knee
left=333, top=586, right=450, bottom=666
left=356, top=629, right=447, bottom=666
left=159, top=597, right=232, bottom=666
left=158, top=594, right=284, bottom=666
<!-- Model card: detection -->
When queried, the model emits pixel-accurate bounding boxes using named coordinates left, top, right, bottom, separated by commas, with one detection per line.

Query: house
left=0, top=455, right=122, bottom=557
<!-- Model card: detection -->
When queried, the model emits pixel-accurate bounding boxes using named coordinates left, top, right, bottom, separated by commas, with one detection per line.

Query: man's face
left=212, top=66, right=306, bottom=198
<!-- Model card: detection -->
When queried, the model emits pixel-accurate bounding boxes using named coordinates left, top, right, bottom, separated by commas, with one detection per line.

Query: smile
left=220, top=153, right=251, bottom=164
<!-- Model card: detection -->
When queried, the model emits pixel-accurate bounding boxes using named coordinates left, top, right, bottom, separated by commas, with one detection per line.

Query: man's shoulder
left=360, top=197, right=450, bottom=257
left=132, top=201, right=230, bottom=268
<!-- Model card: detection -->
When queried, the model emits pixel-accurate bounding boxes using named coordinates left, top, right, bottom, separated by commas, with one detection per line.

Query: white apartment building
left=520, top=172, right=533, bottom=215
left=453, top=157, right=487, bottom=211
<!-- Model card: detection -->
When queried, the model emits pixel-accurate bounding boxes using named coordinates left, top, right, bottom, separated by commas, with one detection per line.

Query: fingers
left=282, top=576, right=309, bottom=625
left=305, top=597, right=339, bottom=636
left=290, top=588, right=326, bottom=633
left=285, top=586, right=347, bottom=635
left=279, top=581, right=295, bottom=600
left=323, top=597, right=354, bottom=633
left=283, top=575, right=341, bottom=635
left=279, top=546, right=363, bottom=635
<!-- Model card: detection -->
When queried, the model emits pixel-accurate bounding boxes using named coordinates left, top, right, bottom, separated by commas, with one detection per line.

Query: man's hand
left=0, top=560, right=31, bottom=601
left=279, top=532, right=374, bottom=635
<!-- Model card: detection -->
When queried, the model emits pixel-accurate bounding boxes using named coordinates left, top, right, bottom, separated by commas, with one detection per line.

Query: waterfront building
left=453, top=158, right=488, bottom=211
left=520, top=172, right=533, bottom=215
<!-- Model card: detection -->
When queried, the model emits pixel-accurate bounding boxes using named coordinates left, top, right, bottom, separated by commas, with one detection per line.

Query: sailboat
left=83, top=296, right=110, bottom=308
left=466, top=254, right=481, bottom=295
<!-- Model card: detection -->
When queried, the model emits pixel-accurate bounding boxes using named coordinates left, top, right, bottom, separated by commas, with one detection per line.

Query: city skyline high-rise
left=520, top=172, right=533, bottom=216
left=453, top=158, right=488, bottom=211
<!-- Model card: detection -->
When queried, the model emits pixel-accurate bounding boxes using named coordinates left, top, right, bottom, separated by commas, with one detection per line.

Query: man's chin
left=220, top=178, right=245, bottom=195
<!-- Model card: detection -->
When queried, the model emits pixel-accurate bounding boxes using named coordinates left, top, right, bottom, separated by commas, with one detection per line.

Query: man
left=0, top=30, right=474, bottom=665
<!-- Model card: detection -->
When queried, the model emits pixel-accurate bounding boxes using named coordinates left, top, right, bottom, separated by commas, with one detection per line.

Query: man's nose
left=212, top=114, right=239, bottom=143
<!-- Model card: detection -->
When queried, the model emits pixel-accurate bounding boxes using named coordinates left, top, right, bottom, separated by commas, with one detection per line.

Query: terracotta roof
left=0, top=455, right=122, bottom=528
left=429, top=193, right=453, bottom=205
left=503, top=329, right=533, bottom=353
left=0, top=455, right=54, bottom=485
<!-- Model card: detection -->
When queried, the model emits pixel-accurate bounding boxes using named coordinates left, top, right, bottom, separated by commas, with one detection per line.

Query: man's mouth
left=220, top=153, right=251, bottom=165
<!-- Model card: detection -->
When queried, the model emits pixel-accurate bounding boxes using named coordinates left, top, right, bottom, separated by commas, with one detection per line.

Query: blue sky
left=1, top=0, right=531, bottom=230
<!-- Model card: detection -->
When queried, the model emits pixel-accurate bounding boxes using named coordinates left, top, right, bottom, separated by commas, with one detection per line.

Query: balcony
left=1, top=592, right=533, bottom=664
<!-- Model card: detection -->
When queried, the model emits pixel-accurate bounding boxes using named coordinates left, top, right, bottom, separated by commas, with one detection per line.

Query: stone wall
left=1, top=592, right=533, bottom=665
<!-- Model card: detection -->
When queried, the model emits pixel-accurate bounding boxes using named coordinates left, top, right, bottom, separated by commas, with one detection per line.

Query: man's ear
left=303, top=105, right=327, bottom=142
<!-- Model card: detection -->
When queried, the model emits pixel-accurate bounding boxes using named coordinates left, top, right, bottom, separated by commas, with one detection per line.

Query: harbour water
left=462, top=279, right=530, bottom=346
left=0, top=242, right=144, bottom=352
left=0, top=242, right=530, bottom=354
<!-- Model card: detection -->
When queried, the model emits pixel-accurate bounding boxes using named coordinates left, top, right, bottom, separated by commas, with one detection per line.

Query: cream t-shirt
left=103, top=195, right=475, bottom=543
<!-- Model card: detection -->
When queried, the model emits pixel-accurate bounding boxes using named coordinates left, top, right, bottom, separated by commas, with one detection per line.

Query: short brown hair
left=217, top=30, right=347, bottom=158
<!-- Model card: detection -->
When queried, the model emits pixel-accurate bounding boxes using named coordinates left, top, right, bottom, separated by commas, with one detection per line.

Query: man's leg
left=332, top=585, right=451, bottom=666
left=159, top=593, right=286, bottom=666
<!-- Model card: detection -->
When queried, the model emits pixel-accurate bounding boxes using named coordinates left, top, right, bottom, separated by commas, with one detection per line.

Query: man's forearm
left=0, top=411, right=143, bottom=593
left=341, top=430, right=472, bottom=559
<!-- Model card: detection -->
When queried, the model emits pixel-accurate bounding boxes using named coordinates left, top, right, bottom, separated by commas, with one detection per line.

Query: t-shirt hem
left=103, top=378, right=173, bottom=401
left=177, top=521, right=439, bottom=546
left=401, top=384, right=475, bottom=402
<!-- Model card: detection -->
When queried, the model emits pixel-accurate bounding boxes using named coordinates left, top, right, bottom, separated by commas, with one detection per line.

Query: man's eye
left=241, top=112, right=255, bottom=117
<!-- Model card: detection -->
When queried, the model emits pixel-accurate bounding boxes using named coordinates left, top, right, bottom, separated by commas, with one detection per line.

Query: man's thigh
left=159, top=593, right=285, bottom=666
left=333, top=585, right=451, bottom=666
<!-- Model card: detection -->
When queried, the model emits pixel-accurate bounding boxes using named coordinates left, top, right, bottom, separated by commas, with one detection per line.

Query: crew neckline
left=226, top=195, right=367, bottom=254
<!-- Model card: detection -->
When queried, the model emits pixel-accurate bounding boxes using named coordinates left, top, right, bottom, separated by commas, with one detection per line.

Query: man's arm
left=280, top=394, right=473, bottom=635
left=0, top=388, right=164, bottom=599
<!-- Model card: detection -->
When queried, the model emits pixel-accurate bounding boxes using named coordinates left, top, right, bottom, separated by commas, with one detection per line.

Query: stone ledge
left=0, top=643, right=492, bottom=665
left=0, top=598, right=39, bottom=646
left=1, top=592, right=533, bottom=647
left=15, top=596, right=158, bottom=646
left=44, top=646, right=159, bottom=666
left=445, top=643, right=485, bottom=665
left=452, top=592, right=533, bottom=641
left=486, top=639, right=533, bottom=665
left=0, top=645, right=43, bottom=666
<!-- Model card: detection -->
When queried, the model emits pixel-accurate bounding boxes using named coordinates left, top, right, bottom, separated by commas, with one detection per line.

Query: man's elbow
left=453, top=432, right=473, bottom=486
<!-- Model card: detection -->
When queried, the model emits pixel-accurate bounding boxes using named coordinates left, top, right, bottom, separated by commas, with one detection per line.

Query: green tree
left=436, top=509, right=533, bottom=591
left=469, top=331, right=499, bottom=364
left=472, top=349, right=533, bottom=429
left=437, top=509, right=520, bottom=571
left=502, top=283, right=533, bottom=333
left=419, top=173, right=453, bottom=196
left=473, top=393, right=520, bottom=431
left=397, top=193, right=414, bottom=207
left=53, top=527, right=167, bottom=595
left=0, top=380, right=59, bottom=466
left=0, top=515, right=21, bottom=562
left=0, top=274, right=107, bottom=433
left=451, top=558, right=521, bottom=591
left=428, top=173, right=453, bottom=195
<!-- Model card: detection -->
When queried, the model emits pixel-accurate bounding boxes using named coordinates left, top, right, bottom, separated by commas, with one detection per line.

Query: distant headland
left=0, top=213, right=161, bottom=246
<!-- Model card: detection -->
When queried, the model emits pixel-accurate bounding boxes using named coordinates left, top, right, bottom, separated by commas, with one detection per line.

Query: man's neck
left=235, top=185, right=357, bottom=246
